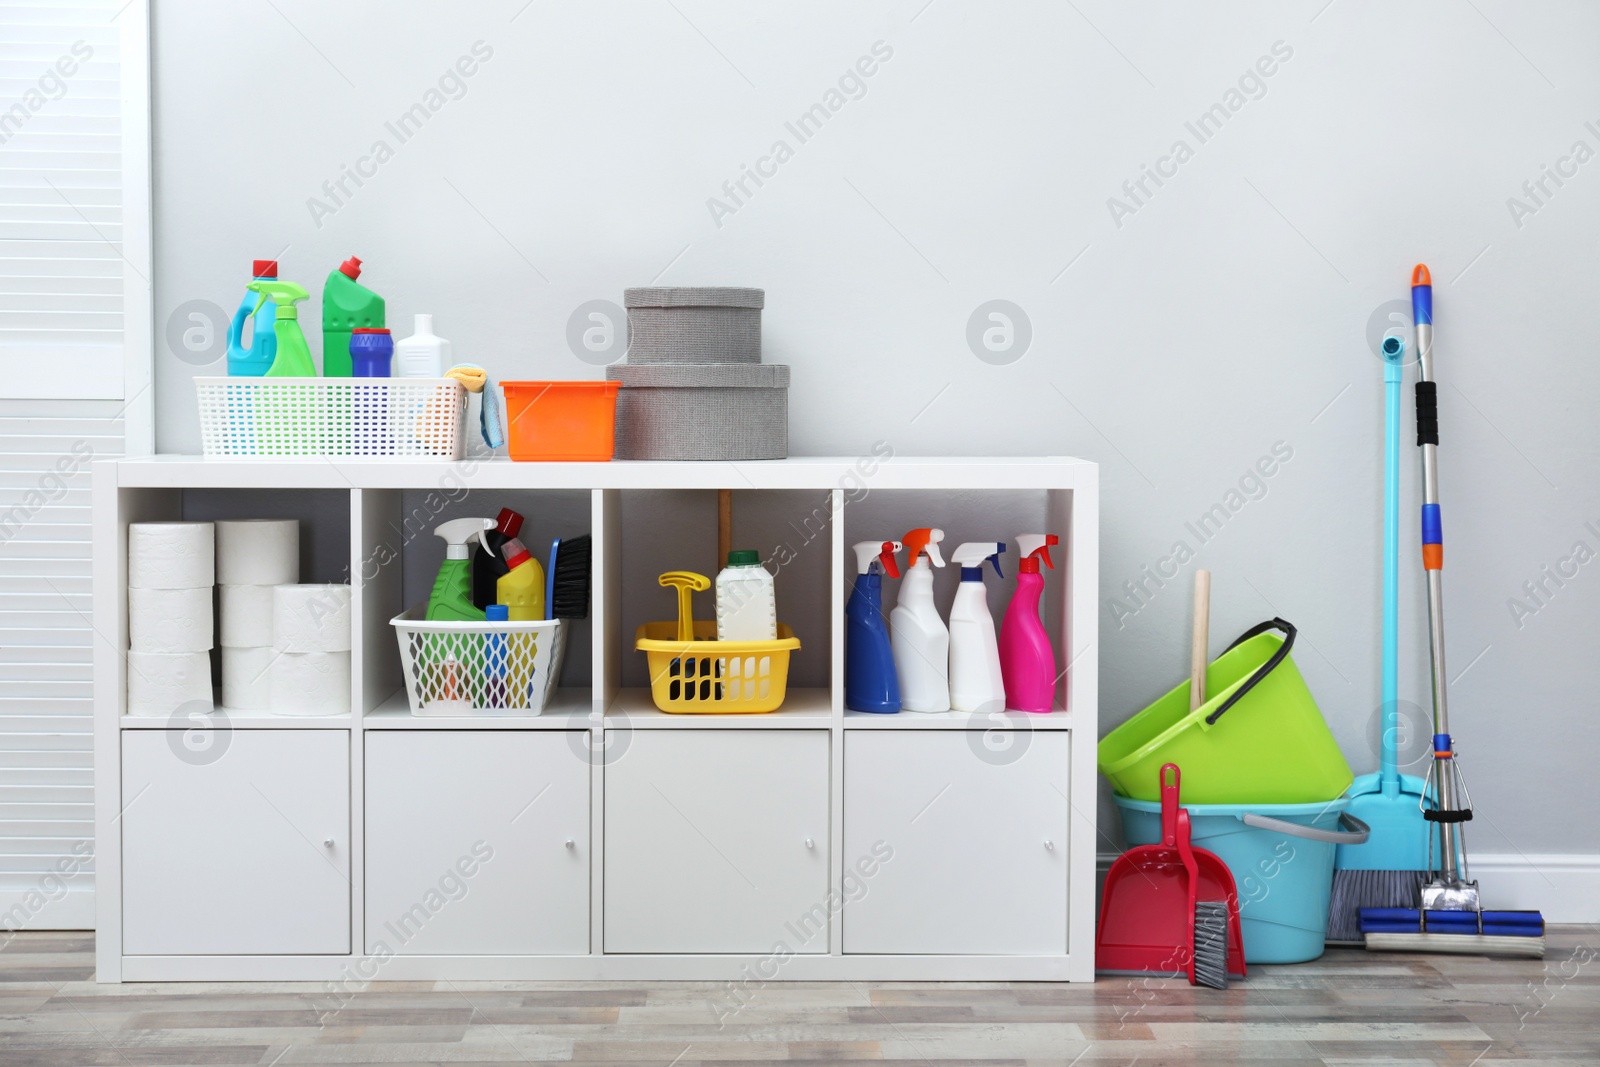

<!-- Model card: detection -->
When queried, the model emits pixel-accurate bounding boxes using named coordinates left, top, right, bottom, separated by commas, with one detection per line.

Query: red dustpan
left=1096, top=763, right=1246, bottom=983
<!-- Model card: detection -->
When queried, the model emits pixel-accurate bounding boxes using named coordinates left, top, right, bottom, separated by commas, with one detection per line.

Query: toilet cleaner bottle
left=999, top=533, right=1060, bottom=714
left=845, top=539, right=903, bottom=714
left=947, top=541, right=1006, bottom=713
left=890, top=527, right=950, bottom=713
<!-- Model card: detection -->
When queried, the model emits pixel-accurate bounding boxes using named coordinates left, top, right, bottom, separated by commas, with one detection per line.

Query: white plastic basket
left=391, top=605, right=567, bottom=715
left=195, top=377, right=465, bottom=459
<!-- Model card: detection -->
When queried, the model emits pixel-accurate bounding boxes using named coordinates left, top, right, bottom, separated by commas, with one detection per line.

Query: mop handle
left=1414, top=263, right=1469, bottom=883
left=1412, top=266, right=1450, bottom=750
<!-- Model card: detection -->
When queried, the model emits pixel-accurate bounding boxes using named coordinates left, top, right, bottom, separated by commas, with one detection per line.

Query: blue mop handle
left=1381, top=335, right=1404, bottom=793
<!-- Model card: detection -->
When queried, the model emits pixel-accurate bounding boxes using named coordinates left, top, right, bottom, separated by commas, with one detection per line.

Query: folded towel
left=445, top=363, right=505, bottom=450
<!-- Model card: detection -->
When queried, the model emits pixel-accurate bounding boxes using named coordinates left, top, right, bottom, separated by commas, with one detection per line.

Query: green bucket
left=1098, top=618, right=1352, bottom=805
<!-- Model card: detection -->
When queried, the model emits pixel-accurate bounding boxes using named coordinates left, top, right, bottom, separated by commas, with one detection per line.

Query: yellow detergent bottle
left=496, top=538, right=545, bottom=620
left=497, top=538, right=546, bottom=709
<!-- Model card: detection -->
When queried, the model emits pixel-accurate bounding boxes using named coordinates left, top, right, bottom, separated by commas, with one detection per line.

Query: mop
left=1325, top=332, right=1431, bottom=943
left=1359, top=265, right=1545, bottom=958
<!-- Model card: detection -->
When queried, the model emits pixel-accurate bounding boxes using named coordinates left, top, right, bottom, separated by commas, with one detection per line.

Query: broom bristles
left=1326, top=869, right=1430, bottom=942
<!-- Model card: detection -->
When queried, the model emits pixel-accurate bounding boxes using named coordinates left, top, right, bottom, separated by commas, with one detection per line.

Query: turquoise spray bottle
left=245, top=280, right=317, bottom=377
left=226, top=259, right=278, bottom=375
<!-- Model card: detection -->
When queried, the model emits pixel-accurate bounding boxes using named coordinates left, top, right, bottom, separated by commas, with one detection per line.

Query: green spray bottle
left=246, top=280, right=317, bottom=377
left=428, top=517, right=494, bottom=621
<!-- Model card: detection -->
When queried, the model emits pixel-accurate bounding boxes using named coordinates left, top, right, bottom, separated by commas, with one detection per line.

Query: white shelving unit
left=93, top=456, right=1098, bottom=982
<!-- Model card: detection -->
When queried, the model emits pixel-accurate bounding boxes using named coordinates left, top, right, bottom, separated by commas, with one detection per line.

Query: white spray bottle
left=948, top=541, right=1006, bottom=713
left=890, top=527, right=949, bottom=713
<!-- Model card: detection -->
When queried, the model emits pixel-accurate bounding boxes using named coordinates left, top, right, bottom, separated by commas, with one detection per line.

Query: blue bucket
left=1113, top=794, right=1368, bottom=964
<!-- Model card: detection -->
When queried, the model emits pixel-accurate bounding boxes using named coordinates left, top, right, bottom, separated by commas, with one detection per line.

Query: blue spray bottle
left=226, top=259, right=279, bottom=376
left=846, top=539, right=903, bottom=714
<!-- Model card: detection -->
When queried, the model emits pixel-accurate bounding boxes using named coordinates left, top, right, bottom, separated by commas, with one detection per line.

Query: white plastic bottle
left=890, top=527, right=950, bottom=713
left=948, top=541, right=1007, bottom=713
left=715, top=549, right=777, bottom=641
left=395, top=313, right=453, bottom=378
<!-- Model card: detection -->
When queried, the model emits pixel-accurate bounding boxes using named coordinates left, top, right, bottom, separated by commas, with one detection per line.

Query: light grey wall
left=151, top=1, right=1600, bottom=854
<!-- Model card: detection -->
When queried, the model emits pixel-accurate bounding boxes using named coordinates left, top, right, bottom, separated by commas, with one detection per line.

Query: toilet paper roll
left=270, top=651, right=350, bottom=715
left=128, top=586, right=213, bottom=653
left=272, top=584, right=352, bottom=653
left=216, top=519, right=299, bottom=586
left=221, top=646, right=277, bottom=711
left=220, top=584, right=276, bottom=647
left=126, top=650, right=214, bottom=717
left=127, top=522, right=214, bottom=589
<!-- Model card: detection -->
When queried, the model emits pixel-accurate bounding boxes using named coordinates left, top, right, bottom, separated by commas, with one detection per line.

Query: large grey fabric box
left=624, top=287, right=763, bottom=364
left=606, top=363, right=788, bottom=460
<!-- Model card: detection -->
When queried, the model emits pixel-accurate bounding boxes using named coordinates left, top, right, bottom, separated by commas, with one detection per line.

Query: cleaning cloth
left=445, top=364, right=506, bottom=450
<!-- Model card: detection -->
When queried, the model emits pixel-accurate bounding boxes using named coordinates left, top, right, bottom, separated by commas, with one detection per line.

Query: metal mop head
left=1192, top=901, right=1230, bottom=989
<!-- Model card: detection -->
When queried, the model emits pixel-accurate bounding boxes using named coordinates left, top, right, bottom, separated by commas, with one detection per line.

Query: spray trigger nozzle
left=901, top=528, right=945, bottom=567
left=854, top=540, right=903, bottom=578
left=1015, top=533, right=1059, bottom=571
left=951, top=541, right=1006, bottom=579
left=246, top=279, right=310, bottom=319
left=433, top=517, right=494, bottom=560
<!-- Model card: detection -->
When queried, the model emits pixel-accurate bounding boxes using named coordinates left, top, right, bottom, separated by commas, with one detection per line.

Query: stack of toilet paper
left=127, top=522, right=215, bottom=716
left=271, top=584, right=351, bottom=715
left=217, top=520, right=298, bottom=711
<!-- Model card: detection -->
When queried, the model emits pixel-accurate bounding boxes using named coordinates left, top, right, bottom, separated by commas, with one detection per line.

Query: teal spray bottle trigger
left=948, top=542, right=1007, bottom=713
left=426, top=517, right=494, bottom=622
left=245, top=280, right=317, bottom=377
left=845, top=540, right=903, bottom=714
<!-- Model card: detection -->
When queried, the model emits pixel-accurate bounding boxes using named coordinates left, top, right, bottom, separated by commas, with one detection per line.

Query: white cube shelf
left=94, top=456, right=1098, bottom=982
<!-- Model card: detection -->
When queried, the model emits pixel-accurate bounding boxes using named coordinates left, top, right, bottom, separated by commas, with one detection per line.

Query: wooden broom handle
left=1190, top=569, right=1210, bottom=712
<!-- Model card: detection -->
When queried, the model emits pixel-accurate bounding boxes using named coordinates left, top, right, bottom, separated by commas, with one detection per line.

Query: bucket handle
left=1204, top=617, right=1297, bottom=725
left=1240, top=812, right=1370, bottom=845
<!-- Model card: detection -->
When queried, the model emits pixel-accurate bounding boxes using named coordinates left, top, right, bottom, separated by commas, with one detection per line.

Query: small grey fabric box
left=606, top=363, right=789, bottom=460
left=624, top=287, right=764, bottom=365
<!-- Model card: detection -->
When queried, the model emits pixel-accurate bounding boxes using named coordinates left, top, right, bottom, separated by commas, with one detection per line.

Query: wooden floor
left=2, top=931, right=1597, bottom=1066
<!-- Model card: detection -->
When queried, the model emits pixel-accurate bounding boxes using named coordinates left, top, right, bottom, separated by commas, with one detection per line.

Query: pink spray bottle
left=999, top=533, right=1060, bottom=714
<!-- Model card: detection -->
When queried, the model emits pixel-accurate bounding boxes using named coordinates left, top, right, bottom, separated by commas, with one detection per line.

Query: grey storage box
left=624, top=287, right=763, bottom=364
left=606, top=363, right=789, bottom=460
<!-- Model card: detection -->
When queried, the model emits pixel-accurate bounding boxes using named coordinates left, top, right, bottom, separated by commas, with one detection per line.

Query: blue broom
left=1325, top=332, right=1432, bottom=942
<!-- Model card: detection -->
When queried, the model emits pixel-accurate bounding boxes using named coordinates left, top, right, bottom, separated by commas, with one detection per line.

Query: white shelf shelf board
left=842, top=708, right=1073, bottom=729
left=364, top=687, right=593, bottom=728
left=605, top=686, right=834, bottom=727
left=120, top=709, right=352, bottom=729
left=108, top=455, right=1095, bottom=491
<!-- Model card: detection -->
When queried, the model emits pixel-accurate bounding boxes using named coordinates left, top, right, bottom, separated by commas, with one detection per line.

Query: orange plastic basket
left=503, top=381, right=620, bottom=461
left=635, top=620, right=799, bottom=713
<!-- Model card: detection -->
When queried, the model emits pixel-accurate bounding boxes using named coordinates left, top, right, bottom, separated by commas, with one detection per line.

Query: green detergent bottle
left=246, top=280, right=317, bottom=377
left=322, top=256, right=384, bottom=377
left=428, top=518, right=494, bottom=621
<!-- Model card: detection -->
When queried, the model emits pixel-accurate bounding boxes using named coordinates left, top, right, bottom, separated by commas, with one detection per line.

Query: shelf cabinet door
left=604, top=730, right=830, bottom=954
left=365, top=731, right=590, bottom=956
left=843, top=730, right=1070, bottom=955
left=121, top=729, right=350, bottom=956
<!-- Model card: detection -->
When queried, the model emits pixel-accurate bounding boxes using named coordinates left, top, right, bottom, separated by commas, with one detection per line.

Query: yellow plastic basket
left=635, top=620, right=800, bottom=713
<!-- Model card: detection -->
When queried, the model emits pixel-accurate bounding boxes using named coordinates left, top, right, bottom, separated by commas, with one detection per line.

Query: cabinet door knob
left=1043, top=839, right=1055, bottom=851
left=805, top=837, right=815, bottom=850
left=324, top=839, right=335, bottom=849
left=565, top=838, right=575, bottom=849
